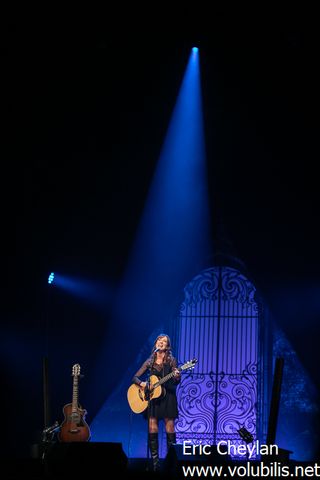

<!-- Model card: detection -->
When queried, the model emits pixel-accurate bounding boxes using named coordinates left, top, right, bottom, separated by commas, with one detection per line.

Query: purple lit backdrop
left=173, top=266, right=262, bottom=458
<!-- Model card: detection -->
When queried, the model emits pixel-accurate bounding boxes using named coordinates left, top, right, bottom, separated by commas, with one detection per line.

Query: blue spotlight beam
left=113, top=47, right=211, bottom=338
left=46, top=273, right=114, bottom=311
left=91, top=47, right=213, bottom=448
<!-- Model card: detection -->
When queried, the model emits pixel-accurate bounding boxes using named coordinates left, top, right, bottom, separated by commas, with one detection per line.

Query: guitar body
left=127, top=359, right=197, bottom=414
left=58, top=403, right=91, bottom=442
left=127, top=374, right=163, bottom=414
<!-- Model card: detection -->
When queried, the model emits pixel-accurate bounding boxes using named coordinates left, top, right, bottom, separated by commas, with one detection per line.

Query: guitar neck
left=149, top=360, right=196, bottom=389
left=154, top=368, right=180, bottom=388
left=72, top=375, right=79, bottom=412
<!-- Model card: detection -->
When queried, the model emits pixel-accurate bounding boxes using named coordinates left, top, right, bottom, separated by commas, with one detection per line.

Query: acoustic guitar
left=127, top=358, right=197, bottom=413
left=58, top=363, right=91, bottom=442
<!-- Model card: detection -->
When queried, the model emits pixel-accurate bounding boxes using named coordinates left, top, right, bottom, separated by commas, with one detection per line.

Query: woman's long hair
left=150, top=333, right=174, bottom=365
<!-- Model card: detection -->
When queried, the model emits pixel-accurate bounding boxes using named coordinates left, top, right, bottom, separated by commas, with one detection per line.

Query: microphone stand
left=146, top=350, right=156, bottom=471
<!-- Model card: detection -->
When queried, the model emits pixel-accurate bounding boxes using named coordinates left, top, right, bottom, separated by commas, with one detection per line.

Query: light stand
left=40, top=274, right=60, bottom=471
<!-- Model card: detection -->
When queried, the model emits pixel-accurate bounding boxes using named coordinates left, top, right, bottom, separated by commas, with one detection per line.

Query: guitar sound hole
left=68, top=413, right=80, bottom=423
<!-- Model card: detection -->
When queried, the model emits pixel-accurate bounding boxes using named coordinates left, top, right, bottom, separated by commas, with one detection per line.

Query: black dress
left=132, top=358, right=180, bottom=419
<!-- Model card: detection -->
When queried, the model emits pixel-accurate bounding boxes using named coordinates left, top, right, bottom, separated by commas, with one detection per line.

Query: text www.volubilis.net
left=181, top=462, right=320, bottom=477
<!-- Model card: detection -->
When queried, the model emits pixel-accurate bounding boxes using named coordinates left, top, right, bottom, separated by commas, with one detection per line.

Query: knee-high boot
left=166, top=432, right=176, bottom=454
left=149, top=432, right=160, bottom=471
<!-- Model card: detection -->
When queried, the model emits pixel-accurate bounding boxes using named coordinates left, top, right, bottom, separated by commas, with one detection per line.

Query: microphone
left=43, top=421, right=60, bottom=434
left=154, top=348, right=160, bottom=353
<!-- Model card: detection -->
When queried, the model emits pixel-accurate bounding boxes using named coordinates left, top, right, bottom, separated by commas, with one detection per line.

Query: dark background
left=2, top=8, right=320, bottom=458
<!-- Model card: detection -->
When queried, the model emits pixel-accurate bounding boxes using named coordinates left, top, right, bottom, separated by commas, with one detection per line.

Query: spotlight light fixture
left=48, top=272, right=55, bottom=285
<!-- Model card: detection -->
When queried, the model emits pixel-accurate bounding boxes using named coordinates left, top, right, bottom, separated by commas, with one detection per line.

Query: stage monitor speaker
left=164, top=443, right=230, bottom=475
left=45, top=442, right=128, bottom=477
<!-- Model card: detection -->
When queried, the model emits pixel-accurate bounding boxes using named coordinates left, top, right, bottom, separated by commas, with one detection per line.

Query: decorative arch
left=172, top=265, right=266, bottom=456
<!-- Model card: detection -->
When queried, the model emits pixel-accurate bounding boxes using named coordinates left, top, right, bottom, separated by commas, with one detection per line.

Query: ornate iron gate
left=173, top=266, right=265, bottom=456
